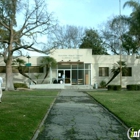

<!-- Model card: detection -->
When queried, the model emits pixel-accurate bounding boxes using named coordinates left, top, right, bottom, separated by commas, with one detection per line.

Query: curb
left=31, top=91, right=61, bottom=140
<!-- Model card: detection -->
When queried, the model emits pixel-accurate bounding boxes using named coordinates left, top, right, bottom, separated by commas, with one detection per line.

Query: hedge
left=14, top=83, right=28, bottom=89
left=108, top=85, right=121, bottom=91
left=127, top=84, right=140, bottom=91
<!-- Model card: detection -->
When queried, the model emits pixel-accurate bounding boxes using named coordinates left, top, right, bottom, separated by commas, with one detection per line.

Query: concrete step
left=65, top=85, right=93, bottom=89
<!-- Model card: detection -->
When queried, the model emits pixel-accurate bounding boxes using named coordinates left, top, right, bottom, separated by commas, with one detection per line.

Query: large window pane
left=18, top=66, right=44, bottom=73
left=78, top=64, right=84, bottom=69
left=85, top=70, right=91, bottom=85
left=78, top=70, right=84, bottom=84
left=21, top=66, right=28, bottom=73
left=30, top=66, right=43, bottom=73
left=72, top=70, right=77, bottom=85
left=58, top=64, right=70, bottom=69
left=12, top=66, right=19, bottom=73
left=122, top=67, right=132, bottom=76
left=72, top=65, right=77, bottom=69
left=85, top=64, right=91, bottom=69
left=0, top=66, right=6, bottom=73
left=99, top=67, right=109, bottom=76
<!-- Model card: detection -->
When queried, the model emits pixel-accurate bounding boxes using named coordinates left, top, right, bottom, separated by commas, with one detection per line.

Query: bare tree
left=101, top=16, right=130, bottom=55
left=48, top=25, right=85, bottom=48
left=0, top=0, right=57, bottom=90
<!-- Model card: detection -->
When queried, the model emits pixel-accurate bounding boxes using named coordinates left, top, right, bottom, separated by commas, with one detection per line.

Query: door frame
left=57, top=69, right=71, bottom=84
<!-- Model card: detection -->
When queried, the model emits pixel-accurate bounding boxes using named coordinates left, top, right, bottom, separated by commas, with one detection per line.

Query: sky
left=28, top=0, right=133, bottom=56
left=46, top=0, right=132, bottom=29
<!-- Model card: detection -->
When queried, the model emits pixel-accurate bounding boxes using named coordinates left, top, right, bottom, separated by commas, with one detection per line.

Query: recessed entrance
left=56, top=63, right=91, bottom=85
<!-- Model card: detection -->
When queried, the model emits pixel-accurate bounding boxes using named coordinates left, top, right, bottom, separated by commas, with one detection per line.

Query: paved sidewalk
left=36, top=89, right=128, bottom=140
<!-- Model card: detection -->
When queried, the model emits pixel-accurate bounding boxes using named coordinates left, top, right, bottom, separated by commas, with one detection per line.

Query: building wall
left=0, top=49, right=140, bottom=88
left=50, top=49, right=140, bottom=87
left=92, top=54, right=140, bottom=87
left=50, top=49, right=93, bottom=63
left=0, top=56, right=47, bottom=86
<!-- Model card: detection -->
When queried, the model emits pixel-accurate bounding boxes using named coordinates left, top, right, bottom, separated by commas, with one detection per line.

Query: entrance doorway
left=58, top=70, right=71, bottom=84
left=56, top=63, right=91, bottom=85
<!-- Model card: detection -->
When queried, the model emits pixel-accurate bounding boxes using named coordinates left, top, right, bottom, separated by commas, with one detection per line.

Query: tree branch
left=26, top=45, right=56, bottom=55
left=12, top=43, right=34, bottom=52
left=0, top=21, right=10, bottom=30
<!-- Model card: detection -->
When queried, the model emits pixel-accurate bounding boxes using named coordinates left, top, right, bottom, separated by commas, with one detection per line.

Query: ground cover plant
left=88, top=91, right=140, bottom=130
left=0, top=90, right=59, bottom=140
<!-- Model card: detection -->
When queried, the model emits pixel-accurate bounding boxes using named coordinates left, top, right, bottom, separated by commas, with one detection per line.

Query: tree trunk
left=5, top=55, right=14, bottom=91
left=41, top=66, right=49, bottom=83
left=18, top=67, right=36, bottom=84
left=5, top=25, right=14, bottom=90
left=105, top=68, right=120, bottom=87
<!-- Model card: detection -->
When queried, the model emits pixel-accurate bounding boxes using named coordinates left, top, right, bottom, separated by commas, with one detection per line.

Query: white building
left=0, top=49, right=140, bottom=88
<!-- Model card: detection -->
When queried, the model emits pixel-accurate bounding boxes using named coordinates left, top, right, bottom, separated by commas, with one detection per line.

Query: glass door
left=72, top=70, right=77, bottom=85
left=57, top=70, right=71, bottom=84
left=58, top=70, right=64, bottom=83
left=65, top=70, right=71, bottom=84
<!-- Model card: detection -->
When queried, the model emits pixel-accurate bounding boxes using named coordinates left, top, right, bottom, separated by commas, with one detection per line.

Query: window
left=29, top=66, right=44, bottom=73
left=21, top=66, right=28, bottom=73
left=72, top=65, right=77, bottom=69
left=0, top=66, right=6, bottom=73
left=99, top=67, right=109, bottom=76
left=12, top=66, right=19, bottom=73
left=58, top=64, right=70, bottom=69
left=122, top=67, right=132, bottom=76
left=78, top=64, right=84, bottom=69
left=85, top=64, right=91, bottom=69
left=12, top=66, right=44, bottom=73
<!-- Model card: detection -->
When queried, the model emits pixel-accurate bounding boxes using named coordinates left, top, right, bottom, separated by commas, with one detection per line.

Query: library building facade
left=0, top=49, right=140, bottom=88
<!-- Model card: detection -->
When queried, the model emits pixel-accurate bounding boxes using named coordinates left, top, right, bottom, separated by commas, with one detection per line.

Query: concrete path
left=36, top=89, right=128, bottom=140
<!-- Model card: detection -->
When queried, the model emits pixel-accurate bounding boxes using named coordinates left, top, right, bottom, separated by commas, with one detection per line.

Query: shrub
left=108, top=85, right=114, bottom=90
left=108, top=85, right=121, bottom=91
left=14, top=83, right=28, bottom=89
left=137, top=85, right=140, bottom=90
left=114, top=85, right=121, bottom=90
left=127, top=84, right=140, bottom=91
left=99, top=80, right=106, bottom=88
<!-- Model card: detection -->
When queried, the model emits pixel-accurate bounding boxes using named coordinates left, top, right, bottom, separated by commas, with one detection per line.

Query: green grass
left=88, top=90, right=140, bottom=130
left=0, top=90, right=59, bottom=140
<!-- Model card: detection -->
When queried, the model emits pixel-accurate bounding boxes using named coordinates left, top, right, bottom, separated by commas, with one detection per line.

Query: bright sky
left=28, top=0, right=132, bottom=56
left=47, top=0, right=132, bottom=29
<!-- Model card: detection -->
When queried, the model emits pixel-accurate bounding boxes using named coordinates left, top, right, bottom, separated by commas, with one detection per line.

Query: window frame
left=99, top=67, right=109, bottom=77
left=122, top=67, right=132, bottom=77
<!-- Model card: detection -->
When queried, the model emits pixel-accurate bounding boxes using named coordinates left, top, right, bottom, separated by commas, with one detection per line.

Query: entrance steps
left=65, top=85, right=93, bottom=89
left=30, top=84, right=93, bottom=89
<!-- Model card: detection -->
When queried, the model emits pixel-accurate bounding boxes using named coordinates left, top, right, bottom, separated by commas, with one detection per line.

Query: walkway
left=36, top=89, right=128, bottom=140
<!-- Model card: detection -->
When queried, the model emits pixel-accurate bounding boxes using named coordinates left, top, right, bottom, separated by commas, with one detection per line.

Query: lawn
left=0, top=90, right=59, bottom=140
left=88, top=90, right=140, bottom=130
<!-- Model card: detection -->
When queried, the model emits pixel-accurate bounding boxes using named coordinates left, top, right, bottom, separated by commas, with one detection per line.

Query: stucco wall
left=0, top=49, right=140, bottom=88
left=92, top=54, right=140, bottom=87
left=50, top=49, right=93, bottom=63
